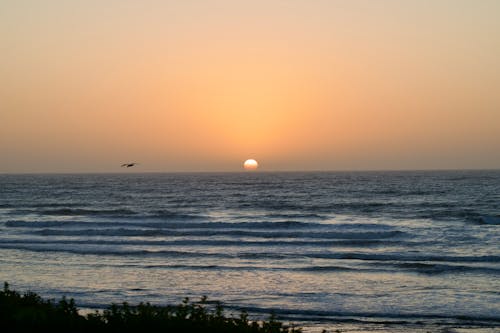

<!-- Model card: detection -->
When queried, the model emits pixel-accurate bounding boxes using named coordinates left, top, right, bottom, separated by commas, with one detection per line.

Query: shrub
left=0, top=282, right=301, bottom=333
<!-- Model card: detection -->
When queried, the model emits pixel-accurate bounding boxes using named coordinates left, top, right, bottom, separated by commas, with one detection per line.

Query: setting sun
left=243, top=159, right=259, bottom=170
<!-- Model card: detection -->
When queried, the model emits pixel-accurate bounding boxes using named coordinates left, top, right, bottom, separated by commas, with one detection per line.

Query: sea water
left=0, top=171, right=499, bottom=332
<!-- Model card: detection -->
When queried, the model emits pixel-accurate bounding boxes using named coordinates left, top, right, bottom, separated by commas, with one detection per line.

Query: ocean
left=0, top=171, right=499, bottom=332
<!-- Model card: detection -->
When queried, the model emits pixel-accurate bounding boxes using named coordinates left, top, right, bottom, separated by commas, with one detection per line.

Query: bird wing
left=121, top=163, right=138, bottom=167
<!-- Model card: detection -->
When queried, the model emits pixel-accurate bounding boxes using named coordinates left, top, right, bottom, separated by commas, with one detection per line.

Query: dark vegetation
left=0, top=282, right=301, bottom=332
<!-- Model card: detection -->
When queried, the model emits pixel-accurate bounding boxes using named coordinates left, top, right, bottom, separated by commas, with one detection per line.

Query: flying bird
left=121, top=163, right=138, bottom=168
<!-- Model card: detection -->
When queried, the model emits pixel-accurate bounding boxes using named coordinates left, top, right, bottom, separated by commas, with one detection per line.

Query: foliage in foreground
left=0, top=282, right=301, bottom=333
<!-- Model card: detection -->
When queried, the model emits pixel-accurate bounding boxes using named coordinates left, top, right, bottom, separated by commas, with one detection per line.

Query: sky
left=1, top=0, right=499, bottom=173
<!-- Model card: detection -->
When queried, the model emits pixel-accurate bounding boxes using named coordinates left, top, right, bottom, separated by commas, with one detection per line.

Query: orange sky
left=1, top=0, right=499, bottom=172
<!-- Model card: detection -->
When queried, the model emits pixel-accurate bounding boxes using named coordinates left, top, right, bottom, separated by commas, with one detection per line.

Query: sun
left=243, top=159, right=259, bottom=170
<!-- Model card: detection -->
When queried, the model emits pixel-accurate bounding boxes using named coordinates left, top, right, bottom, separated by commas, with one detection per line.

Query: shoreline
left=76, top=305, right=500, bottom=333
left=3, top=284, right=498, bottom=333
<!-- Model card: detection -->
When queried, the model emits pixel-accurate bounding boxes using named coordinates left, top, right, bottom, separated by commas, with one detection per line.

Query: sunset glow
left=1, top=0, right=499, bottom=172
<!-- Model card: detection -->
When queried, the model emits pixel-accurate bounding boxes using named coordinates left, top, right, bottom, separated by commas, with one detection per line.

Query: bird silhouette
left=121, top=163, right=138, bottom=168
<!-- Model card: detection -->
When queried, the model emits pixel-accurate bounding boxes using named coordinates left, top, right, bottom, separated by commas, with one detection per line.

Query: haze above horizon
left=1, top=0, right=499, bottom=173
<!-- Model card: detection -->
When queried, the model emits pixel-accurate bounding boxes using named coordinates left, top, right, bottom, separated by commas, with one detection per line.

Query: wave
left=1, top=241, right=496, bottom=275
left=479, top=215, right=500, bottom=225
left=5, top=221, right=85, bottom=228
left=5, top=220, right=320, bottom=231
left=333, top=253, right=500, bottom=263
left=31, top=228, right=405, bottom=240
left=138, top=264, right=362, bottom=273
left=4, top=220, right=398, bottom=231
left=296, top=265, right=361, bottom=272
left=236, top=201, right=394, bottom=214
left=383, top=262, right=500, bottom=275
left=260, top=213, right=327, bottom=219
left=30, top=203, right=87, bottom=208
left=135, top=264, right=360, bottom=272
left=225, top=305, right=500, bottom=325
left=149, top=210, right=205, bottom=220
left=7, top=208, right=206, bottom=220
left=298, top=263, right=500, bottom=275
left=39, top=208, right=137, bottom=216
left=0, top=244, right=231, bottom=258
left=1, top=244, right=499, bottom=269
left=0, top=238, right=395, bottom=248
left=415, top=209, right=485, bottom=223
left=236, top=252, right=500, bottom=263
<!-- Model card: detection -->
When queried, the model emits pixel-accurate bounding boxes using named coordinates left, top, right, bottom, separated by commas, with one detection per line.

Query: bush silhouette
left=0, top=282, right=301, bottom=332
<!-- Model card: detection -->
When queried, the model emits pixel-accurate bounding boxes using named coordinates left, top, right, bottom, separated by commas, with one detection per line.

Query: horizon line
left=1, top=167, right=499, bottom=175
